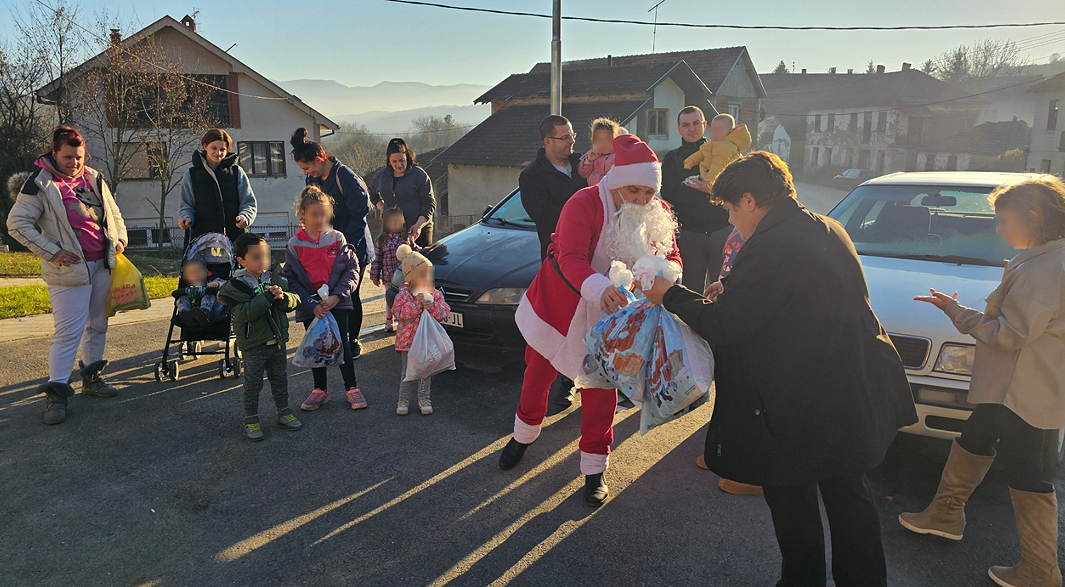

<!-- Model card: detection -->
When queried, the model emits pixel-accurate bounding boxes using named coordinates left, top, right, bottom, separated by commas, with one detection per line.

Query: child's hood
left=724, top=124, right=752, bottom=152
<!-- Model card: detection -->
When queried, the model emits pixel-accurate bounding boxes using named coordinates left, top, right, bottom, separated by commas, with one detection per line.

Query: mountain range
left=271, top=79, right=491, bottom=119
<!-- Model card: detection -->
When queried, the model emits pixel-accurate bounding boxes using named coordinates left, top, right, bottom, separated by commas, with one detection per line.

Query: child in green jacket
left=218, top=233, right=301, bottom=441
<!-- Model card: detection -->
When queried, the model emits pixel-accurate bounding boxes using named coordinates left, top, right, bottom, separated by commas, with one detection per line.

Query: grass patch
left=0, top=276, right=177, bottom=319
left=0, top=252, right=42, bottom=277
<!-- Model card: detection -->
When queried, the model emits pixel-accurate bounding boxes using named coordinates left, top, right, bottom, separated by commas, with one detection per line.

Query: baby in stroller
left=175, top=258, right=226, bottom=327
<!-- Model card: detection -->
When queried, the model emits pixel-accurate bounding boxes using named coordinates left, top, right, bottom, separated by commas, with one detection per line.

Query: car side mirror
left=482, top=205, right=493, bottom=218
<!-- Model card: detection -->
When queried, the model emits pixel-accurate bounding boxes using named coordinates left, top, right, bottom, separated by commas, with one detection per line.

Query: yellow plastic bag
left=105, top=253, right=151, bottom=317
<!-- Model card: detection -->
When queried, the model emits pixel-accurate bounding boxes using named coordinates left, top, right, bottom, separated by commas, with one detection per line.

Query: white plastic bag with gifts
left=292, top=285, right=345, bottom=368
left=404, top=310, right=456, bottom=382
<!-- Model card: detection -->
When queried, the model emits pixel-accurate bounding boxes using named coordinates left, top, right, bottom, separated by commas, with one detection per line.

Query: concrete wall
left=447, top=164, right=521, bottom=217
left=1027, top=93, right=1065, bottom=175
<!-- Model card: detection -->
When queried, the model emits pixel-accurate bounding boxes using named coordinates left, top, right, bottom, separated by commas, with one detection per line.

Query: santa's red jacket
left=515, top=183, right=682, bottom=380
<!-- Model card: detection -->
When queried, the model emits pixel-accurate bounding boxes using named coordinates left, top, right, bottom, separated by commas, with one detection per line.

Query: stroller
left=154, top=232, right=241, bottom=381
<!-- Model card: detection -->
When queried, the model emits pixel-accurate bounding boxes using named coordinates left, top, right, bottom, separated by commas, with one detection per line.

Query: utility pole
left=550, top=0, right=562, bottom=115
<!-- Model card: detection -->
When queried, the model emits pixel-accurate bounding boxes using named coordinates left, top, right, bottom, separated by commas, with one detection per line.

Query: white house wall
left=1027, top=90, right=1065, bottom=175
left=447, top=164, right=521, bottom=217
left=644, top=79, right=686, bottom=154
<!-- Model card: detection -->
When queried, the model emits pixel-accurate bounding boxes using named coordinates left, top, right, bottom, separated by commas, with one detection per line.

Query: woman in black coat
left=645, top=152, right=917, bottom=587
left=178, top=129, right=257, bottom=241
left=371, top=138, right=435, bottom=247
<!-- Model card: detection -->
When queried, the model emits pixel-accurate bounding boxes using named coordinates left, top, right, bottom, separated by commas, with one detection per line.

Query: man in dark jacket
left=644, top=152, right=917, bottom=587
left=519, top=115, right=587, bottom=407
left=660, top=106, right=732, bottom=292
left=520, top=115, right=587, bottom=261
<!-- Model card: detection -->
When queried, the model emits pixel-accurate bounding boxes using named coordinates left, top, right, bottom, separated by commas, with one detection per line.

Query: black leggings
left=303, top=308, right=357, bottom=392
left=957, top=403, right=1056, bottom=493
left=348, top=265, right=368, bottom=344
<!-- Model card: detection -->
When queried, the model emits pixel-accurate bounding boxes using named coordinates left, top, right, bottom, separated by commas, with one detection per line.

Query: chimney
left=181, top=14, right=197, bottom=33
left=109, top=28, right=121, bottom=44
left=902, top=62, right=911, bottom=71
left=801, top=68, right=807, bottom=74
left=829, top=66, right=837, bottom=74
left=607, top=54, right=613, bottom=67
left=847, top=68, right=854, bottom=74
left=876, top=64, right=886, bottom=74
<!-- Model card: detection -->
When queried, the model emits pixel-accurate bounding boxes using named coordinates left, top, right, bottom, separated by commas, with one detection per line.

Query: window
left=123, top=142, right=167, bottom=179
left=1059, top=131, right=1065, bottom=152
left=1041, top=159, right=1052, bottom=173
left=946, top=154, right=958, bottom=171
left=862, top=112, right=873, bottom=143
left=877, top=112, right=887, bottom=132
left=728, top=104, right=741, bottom=120
left=827, top=113, right=835, bottom=132
left=645, top=109, right=669, bottom=138
left=1048, top=100, right=1060, bottom=131
left=238, top=141, right=286, bottom=177
left=813, top=114, right=822, bottom=133
left=849, top=112, right=858, bottom=134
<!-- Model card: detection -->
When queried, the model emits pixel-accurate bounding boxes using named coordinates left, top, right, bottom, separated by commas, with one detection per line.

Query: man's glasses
left=546, top=134, right=577, bottom=142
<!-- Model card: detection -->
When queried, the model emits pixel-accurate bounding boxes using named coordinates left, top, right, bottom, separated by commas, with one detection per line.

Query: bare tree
left=933, top=39, right=1030, bottom=82
left=323, top=122, right=386, bottom=180
left=11, top=0, right=87, bottom=124
left=407, top=114, right=466, bottom=152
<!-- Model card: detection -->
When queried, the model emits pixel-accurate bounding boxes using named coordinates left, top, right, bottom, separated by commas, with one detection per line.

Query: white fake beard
left=603, top=200, right=678, bottom=267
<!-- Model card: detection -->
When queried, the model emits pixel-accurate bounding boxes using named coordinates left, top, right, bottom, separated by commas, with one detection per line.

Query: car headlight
left=934, top=343, right=975, bottom=375
left=476, top=287, right=527, bottom=306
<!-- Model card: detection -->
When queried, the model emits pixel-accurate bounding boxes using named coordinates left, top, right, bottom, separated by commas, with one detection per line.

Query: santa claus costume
left=498, top=135, right=682, bottom=507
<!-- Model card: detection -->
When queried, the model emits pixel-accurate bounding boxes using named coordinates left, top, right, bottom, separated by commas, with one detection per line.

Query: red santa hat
left=604, top=134, right=661, bottom=192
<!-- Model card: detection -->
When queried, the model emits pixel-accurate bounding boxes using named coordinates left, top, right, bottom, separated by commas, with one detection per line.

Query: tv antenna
left=648, top=0, right=667, bottom=55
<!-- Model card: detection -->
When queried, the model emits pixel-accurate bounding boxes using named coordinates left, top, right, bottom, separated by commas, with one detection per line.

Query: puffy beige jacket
left=7, top=165, right=128, bottom=287
left=945, top=238, right=1065, bottom=429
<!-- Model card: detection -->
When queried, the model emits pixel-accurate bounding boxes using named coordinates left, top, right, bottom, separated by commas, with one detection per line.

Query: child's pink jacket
left=392, top=284, right=450, bottom=352
left=577, top=152, right=615, bottom=186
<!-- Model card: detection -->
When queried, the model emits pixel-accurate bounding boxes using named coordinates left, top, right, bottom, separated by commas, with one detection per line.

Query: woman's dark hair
left=52, top=126, right=85, bottom=153
left=989, top=175, right=1065, bottom=245
left=233, top=232, right=268, bottom=261
left=385, top=138, right=416, bottom=170
left=710, top=151, right=796, bottom=208
left=290, top=127, right=328, bottom=164
left=201, top=129, right=233, bottom=150
left=380, top=206, right=406, bottom=237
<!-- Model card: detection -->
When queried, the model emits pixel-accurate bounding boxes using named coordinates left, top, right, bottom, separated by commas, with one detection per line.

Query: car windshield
left=485, top=190, right=535, bottom=228
left=827, top=184, right=1021, bottom=267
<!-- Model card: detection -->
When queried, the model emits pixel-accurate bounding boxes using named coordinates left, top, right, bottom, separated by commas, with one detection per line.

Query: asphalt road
left=2, top=304, right=1064, bottom=587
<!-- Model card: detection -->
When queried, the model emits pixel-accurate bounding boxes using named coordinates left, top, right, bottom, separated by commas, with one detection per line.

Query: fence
left=123, top=214, right=483, bottom=252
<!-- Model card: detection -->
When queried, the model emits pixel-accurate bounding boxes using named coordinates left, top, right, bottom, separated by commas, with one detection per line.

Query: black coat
left=661, top=139, right=730, bottom=235
left=663, top=197, right=916, bottom=486
left=186, top=150, right=246, bottom=241
left=519, top=148, right=587, bottom=260
left=306, top=157, right=374, bottom=267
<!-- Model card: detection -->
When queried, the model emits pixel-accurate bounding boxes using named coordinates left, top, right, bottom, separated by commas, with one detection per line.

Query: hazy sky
left=4, top=0, right=1063, bottom=88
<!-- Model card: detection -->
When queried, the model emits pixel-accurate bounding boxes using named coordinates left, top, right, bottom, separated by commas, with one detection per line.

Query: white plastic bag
left=292, top=286, right=345, bottom=368
left=404, top=310, right=456, bottom=382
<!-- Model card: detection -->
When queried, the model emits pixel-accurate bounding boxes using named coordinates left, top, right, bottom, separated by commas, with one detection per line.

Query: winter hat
left=603, top=134, right=661, bottom=191
left=396, top=244, right=432, bottom=282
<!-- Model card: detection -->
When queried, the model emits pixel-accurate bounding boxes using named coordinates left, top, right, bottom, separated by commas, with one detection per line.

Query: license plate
left=443, top=311, right=464, bottom=329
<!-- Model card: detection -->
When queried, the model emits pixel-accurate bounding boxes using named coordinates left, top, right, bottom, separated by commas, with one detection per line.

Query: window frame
left=645, top=108, right=669, bottom=139
left=1048, top=100, right=1060, bottom=132
left=238, top=141, right=287, bottom=177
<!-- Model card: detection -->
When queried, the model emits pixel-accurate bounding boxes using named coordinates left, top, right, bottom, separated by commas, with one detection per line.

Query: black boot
left=38, top=381, right=74, bottom=425
left=584, top=473, right=609, bottom=507
left=498, top=438, right=531, bottom=470
left=79, top=360, right=119, bottom=398
left=554, top=376, right=575, bottom=407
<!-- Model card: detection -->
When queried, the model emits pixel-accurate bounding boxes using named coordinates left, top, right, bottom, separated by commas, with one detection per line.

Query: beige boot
left=898, top=440, right=995, bottom=540
left=988, top=488, right=1062, bottom=587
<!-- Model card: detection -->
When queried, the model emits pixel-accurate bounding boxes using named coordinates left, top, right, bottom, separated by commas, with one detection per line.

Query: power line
left=32, top=0, right=288, bottom=102
left=383, top=0, right=1065, bottom=31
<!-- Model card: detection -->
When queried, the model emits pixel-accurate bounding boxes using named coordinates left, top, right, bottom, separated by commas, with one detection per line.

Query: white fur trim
left=580, top=451, right=610, bottom=475
left=604, top=161, right=661, bottom=191
left=513, top=413, right=542, bottom=444
left=580, top=273, right=613, bottom=304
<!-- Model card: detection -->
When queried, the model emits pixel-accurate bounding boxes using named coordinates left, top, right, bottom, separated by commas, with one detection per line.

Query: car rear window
left=827, top=184, right=1021, bottom=266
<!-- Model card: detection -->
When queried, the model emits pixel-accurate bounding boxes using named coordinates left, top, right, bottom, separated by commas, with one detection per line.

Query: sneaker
left=276, top=412, right=303, bottom=431
left=243, top=422, right=264, bottom=441
left=418, top=398, right=433, bottom=415
left=346, top=387, right=368, bottom=409
left=351, top=339, right=363, bottom=359
left=396, top=398, right=410, bottom=416
left=300, top=389, right=329, bottom=411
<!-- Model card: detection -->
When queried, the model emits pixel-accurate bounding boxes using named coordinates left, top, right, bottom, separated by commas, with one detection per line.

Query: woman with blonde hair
left=902, top=175, right=1065, bottom=587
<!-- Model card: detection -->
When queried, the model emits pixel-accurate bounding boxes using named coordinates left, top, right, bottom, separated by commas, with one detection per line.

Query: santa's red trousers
left=516, top=345, right=617, bottom=456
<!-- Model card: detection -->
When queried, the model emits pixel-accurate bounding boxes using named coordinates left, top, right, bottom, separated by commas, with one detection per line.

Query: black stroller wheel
left=167, top=360, right=180, bottom=381
left=232, top=356, right=242, bottom=377
left=154, top=362, right=164, bottom=382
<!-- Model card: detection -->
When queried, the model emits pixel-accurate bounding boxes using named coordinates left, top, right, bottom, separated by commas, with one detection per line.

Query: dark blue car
left=386, top=189, right=540, bottom=350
